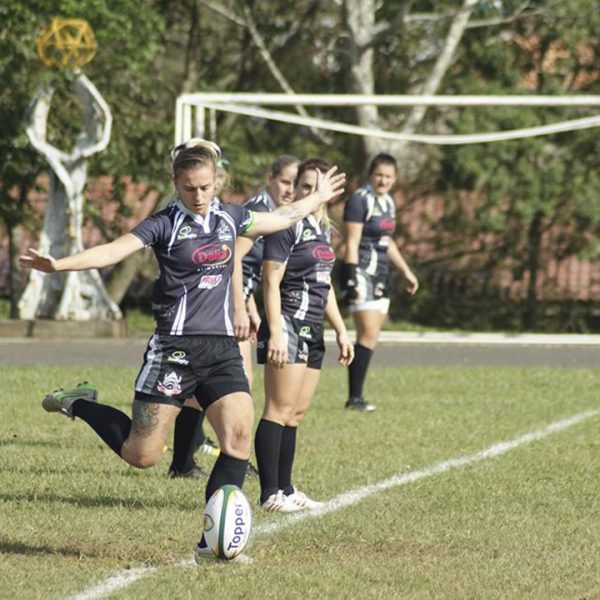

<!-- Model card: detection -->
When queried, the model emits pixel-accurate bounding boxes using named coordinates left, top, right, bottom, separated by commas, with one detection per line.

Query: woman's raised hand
left=315, top=166, right=346, bottom=204
left=19, top=248, right=58, bottom=273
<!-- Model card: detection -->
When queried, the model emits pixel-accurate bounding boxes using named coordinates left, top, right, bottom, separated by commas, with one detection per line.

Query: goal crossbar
left=175, top=93, right=600, bottom=146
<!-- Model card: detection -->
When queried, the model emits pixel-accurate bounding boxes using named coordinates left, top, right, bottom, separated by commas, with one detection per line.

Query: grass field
left=1, top=364, right=599, bottom=600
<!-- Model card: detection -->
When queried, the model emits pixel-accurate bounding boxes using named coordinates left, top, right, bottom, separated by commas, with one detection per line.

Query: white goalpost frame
left=175, top=93, right=600, bottom=146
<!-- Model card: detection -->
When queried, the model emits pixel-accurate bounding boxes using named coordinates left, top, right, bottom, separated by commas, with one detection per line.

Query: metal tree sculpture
left=19, top=19, right=121, bottom=321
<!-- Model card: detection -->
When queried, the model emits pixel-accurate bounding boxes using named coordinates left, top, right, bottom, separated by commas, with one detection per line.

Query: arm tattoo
left=131, top=400, right=161, bottom=438
left=277, top=205, right=303, bottom=225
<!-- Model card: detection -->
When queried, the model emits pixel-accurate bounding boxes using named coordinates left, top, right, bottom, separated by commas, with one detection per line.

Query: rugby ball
left=203, top=485, right=252, bottom=559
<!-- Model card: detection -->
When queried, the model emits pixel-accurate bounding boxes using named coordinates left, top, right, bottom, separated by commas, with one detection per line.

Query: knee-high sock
left=170, top=406, right=203, bottom=473
left=348, top=343, right=374, bottom=398
left=254, top=418, right=284, bottom=503
left=71, top=400, right=131, bottom=457
left=192, top=411, right=206, bottom=452
left=205, top=452, right=248, bottom=503
left=278, top=426, right=297, bottom=496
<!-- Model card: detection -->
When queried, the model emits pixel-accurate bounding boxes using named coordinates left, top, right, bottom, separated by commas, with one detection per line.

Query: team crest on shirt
left=217, top=222, right=233, bottom=242
left=177, top=225, right=197, bottom=240
left=157, top=371, right=183, bottom=397
left=198, top=274, right=223, bottom=289
left=167, top=350, right=189, bottom=366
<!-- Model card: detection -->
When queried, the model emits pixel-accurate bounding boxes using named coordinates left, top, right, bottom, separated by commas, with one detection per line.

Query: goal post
left=175, top=93, right=600, bottom=147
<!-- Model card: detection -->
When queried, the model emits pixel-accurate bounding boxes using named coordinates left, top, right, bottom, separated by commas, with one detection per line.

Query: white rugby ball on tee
left=203, top=484, right=252, bottom=559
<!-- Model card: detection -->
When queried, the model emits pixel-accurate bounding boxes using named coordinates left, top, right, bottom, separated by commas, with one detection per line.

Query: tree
left=437, top=0, right=600, bottom=330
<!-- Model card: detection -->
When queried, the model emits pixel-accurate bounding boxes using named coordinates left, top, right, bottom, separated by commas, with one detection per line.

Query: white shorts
left=348, top=297, right=390, bottom=315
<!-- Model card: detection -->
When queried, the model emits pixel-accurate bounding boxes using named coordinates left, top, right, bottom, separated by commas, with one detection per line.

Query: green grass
left=1, top=365, right=600, bottom=600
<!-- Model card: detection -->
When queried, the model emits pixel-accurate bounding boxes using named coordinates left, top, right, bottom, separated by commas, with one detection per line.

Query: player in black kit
left=253, top=158, right=354, bottom=512
left=339, top=153, right=418, bottom=412
left=235, top=155, right=300, bottom=389
left=20, top=140, right=345, bottom=559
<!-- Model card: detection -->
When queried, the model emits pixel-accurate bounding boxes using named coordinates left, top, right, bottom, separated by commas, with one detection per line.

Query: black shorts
left=134, top=334, right=250, bottom=409
left=256, top=315, right=325, bottom=369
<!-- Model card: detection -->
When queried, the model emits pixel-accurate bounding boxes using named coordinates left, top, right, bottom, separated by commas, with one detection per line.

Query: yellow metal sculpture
left=36, top=18, right=97, bottom=69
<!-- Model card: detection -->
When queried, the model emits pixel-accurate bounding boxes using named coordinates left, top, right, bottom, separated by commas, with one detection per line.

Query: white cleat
left=260, top=489, right=304, bottom=513
left=285, top=489, right=323, bottom=511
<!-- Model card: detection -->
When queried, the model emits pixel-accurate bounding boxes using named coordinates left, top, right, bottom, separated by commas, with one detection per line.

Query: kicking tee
left=343, top=184, right=396, bottom=278
left=262, top=214, right=335, bottom=323
left=131, top=198, right=253, bottom=336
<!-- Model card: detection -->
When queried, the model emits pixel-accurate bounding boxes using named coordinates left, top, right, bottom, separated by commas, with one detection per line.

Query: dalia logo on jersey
left=192, top=244, right=231, bottom=267
left=312, top=244, right=335, bottom=263
left=379, top=217, right=395, bottom=232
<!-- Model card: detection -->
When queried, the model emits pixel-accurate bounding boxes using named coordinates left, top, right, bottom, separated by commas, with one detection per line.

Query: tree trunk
left=524, top=211, right=543, bottom=330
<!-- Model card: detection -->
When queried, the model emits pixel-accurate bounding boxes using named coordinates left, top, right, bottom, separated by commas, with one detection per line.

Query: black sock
left=205, top=452, right=249, bottom=503
left=71, top=400, right=132, bottom=457
left=348, top=344, right=374, bottom=399
left=191, top=411, right=207, bottom=452
left=254, top=419, right=284, bottom=503
left=279, top=426, right=297, bottom=496
left=169, top=406, right=202, bottom=473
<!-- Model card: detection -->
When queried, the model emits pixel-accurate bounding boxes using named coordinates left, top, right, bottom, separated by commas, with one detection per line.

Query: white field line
left=63, top=409, right=599, bottom=600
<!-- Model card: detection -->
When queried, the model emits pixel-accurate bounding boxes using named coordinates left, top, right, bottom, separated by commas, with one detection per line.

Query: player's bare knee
left=121, top=445, right=161, bottom=469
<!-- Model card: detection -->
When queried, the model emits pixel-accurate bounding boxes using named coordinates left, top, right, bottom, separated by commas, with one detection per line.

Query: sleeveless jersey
left=131, top=198, right=253, bottom=336
left=262, top=214, right=335, bottom=322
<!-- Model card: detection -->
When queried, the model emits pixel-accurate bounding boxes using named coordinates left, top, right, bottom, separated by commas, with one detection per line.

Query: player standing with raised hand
left=339, top=153, right=419, bottom=412
left=19, top=139, right=345, bottom=559
left=253, top=158, right=354, bottom=512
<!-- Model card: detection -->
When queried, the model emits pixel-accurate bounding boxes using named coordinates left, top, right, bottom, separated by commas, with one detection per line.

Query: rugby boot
left=344, top=396, right=376, bottom=412
left=42, top=381, right=98, bottom=419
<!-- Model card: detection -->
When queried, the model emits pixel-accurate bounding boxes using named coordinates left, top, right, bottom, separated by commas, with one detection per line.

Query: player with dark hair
left=234, top=154, right=300, bottom=389
left=20, top=139, right=346, bottom=559
left=252, top=158, right=354, bottom=512
left=339, top=153, right=418, bottom=412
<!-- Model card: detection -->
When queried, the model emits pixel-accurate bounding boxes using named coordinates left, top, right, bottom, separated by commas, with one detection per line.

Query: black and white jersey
left=263, top=214, right=335, bottom=323
left=343, top=184, right=396, bottom=278
left=131, top=198, right=253, bottom=336
left=241, top=190, right=275, bottom=298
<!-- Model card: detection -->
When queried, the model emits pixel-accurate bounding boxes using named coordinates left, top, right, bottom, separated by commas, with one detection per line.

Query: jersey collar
left=175, top=198, right=215, bottom=233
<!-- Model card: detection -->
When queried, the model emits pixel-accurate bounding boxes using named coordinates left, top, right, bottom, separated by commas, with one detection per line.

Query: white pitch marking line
left=62, top=409, right=599, bottom=599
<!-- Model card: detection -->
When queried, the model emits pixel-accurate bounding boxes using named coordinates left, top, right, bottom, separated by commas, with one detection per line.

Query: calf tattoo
left=131, top=400, right=161, bottom=437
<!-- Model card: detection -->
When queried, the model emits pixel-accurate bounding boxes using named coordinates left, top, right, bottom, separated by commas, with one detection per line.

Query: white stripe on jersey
left=170, top=287, right=188, bottom=335
left=135, top=334, right=162, bottom=392
left=167, top=210, right=186, bottom=256
left=294, top=280, right=310, bottom=320
left=366, top=248, right=378, bottom=275
left=223, top=280, right=233, bottom=336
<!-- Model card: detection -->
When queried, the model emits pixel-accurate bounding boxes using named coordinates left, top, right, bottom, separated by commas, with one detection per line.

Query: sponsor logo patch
left=198, top=274, right=223, bottom=289
left=302, top=228, right=314, bottom=242
left=177, top=225, right=197, bottom=240
left=167, top=350, right=189, bottom=366
left=191, top=243, right=232, bottom=267
left=299, top=325, right=312, bottom=339
left=379, top=217, right=395, bottom=232
left=312, top=244, right=335, bottom=263
left=157, top=371, right=182, bottom=397
left=316, top=270, right=331, bottom=283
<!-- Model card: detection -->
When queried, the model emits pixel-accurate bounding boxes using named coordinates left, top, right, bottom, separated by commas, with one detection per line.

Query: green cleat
left=42, top=381, right=98, bottom=419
